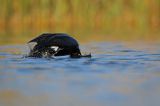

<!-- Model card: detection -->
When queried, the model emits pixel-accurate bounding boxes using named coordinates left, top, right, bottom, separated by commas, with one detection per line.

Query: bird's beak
left=81, top=53, right=92, bottom=58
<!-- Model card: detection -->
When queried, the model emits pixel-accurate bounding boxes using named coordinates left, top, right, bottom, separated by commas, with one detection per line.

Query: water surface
left=0, top=42, right=160, bottom=106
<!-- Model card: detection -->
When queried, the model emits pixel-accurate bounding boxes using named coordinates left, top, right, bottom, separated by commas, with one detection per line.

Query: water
left=0, top=42, right=160, bottom=106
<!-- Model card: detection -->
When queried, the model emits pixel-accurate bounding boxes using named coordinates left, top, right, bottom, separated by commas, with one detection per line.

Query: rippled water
left=0, top=42, right=160, bottom=106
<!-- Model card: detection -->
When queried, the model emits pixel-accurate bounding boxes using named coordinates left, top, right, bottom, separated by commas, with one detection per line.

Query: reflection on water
left=0, top=42, right=160, bottom=106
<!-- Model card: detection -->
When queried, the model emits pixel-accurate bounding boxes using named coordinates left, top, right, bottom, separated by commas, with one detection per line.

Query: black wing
left=28, top=33, right=82, bottom=57
left=28, top=33, right=61, bottom=43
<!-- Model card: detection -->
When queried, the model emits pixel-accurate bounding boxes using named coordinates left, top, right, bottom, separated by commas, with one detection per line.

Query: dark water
left=0, top=42, right=160, bottom=106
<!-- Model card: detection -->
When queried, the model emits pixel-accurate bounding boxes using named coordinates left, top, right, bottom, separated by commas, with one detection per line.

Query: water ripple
left=0, top=42, right=160, bottom=106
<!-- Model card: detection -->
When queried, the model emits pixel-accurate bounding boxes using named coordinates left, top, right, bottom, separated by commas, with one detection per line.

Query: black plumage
left=28, top=33, right=83, bottom=58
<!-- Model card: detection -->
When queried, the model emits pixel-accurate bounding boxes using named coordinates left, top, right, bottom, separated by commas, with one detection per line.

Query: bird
left=27, top=33, right=91, bottom=58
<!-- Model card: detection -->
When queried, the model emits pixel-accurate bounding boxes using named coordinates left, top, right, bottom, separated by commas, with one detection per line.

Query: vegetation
left=0, top=0, right=160, bottom=44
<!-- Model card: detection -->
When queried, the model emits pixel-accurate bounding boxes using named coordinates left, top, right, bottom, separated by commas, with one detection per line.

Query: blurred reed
left=0, top=0, right=160, bottom=44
